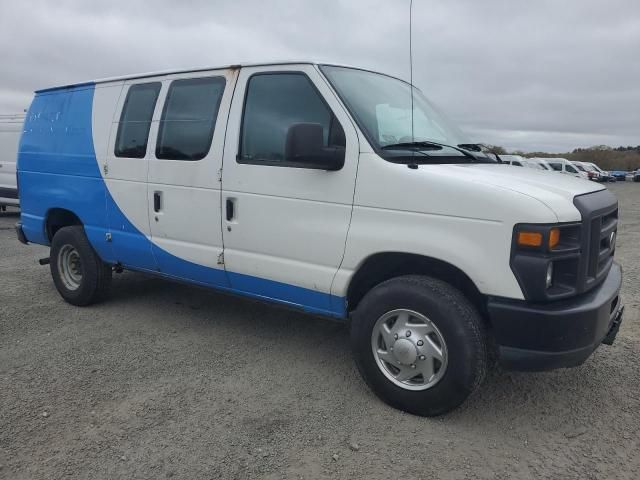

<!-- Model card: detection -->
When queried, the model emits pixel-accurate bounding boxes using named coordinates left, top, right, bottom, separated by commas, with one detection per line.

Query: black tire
left=350, top=275, right=488, bottom=416
left=50, top=226, right=112, bottom=306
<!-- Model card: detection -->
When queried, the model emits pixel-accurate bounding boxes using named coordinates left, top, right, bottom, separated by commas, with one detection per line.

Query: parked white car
left=586, top=162, right=612, bottom=182
left=15, top=61, right=624, bottom=416
left=522, top=158, right=547, bottom=170
left=544, top=158, right=588, bottom=179
left=500, top=155, right=544, bottom=171
left=571, top=161, right=596, bottom=180
left=528, top=157, right=553, bottom=171
left=0, top=113, right=24, bottom=209
left=572, top=161, right=608, bottom=182
left=500, top=154, right=526, bottom=166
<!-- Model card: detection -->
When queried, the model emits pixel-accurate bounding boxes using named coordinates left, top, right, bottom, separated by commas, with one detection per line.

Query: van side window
left=115, top=82, right=161, bottom=158
left=238, top=73, right=345, bottom=166
left=566, top=164, right=578, bottom=174
left=549, top=162, right=562, bottom=171
left=156, top=77, right=226, bottom=161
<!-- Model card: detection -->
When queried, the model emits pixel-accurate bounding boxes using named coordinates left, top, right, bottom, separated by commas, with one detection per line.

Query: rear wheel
left=50, top=226, right=112, bottom=306
left=350, top=275, right=488, bottom=416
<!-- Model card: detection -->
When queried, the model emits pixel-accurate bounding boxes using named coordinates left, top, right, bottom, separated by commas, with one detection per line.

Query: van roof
left=35, top=61, right=409, bottom=94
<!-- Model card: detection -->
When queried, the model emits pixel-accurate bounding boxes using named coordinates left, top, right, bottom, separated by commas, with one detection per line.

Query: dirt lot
left=1, top=182, right=639, bottom=480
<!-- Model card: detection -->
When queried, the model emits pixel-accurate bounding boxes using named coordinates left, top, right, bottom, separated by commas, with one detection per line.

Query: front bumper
left=488, top=262, right=623, bottom=371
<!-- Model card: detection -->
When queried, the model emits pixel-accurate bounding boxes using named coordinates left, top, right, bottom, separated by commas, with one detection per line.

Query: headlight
left=511, top=223, right=581, bottom=301
left=514, top=224, right=577, bottom=253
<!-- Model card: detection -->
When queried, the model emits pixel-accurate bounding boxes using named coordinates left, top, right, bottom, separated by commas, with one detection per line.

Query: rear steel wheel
left=50, top=226, right=112, bottom=306
left=57, top=244, right=83, bottom=291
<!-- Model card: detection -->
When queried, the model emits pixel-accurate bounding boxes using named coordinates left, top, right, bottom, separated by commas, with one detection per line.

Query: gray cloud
left=0, top=0, right=638, bottom=151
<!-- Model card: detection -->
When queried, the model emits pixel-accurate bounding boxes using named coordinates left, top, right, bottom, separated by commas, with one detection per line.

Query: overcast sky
left=1, top=0, right=638, bottom=152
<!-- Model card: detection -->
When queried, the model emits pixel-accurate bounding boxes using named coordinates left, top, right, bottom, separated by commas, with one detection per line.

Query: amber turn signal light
left=549, top=228, right=560, bottom=249
left=517, top=231, right=543, bottom=247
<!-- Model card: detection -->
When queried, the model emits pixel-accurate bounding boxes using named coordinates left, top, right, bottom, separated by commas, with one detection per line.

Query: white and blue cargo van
left=15, top=62, right=624, bottom=415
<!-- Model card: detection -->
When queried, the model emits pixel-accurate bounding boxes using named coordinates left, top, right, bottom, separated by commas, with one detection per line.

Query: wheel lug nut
left=406, top=331, right=411, bottom=337
left=410, top=364, right=416, bottom=369
left=394, top=333, right=398, bottom=340
left=417, top=340, right=424, bottom=346
left=419, top=355, right=426, bottom=360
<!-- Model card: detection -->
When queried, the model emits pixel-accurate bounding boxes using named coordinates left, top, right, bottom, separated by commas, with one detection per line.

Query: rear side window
left=115, top=82, right=161, bottom=158
left=239, top=73, right=345, bottom=166
left=549, top=162, right=562, bottom=171
left=156, top=77, right=226, bottom=161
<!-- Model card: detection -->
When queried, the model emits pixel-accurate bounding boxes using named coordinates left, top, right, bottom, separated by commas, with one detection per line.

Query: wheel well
left=346, top=252, right=487, bottom=316
left=45, top=208, right=82, bottom=242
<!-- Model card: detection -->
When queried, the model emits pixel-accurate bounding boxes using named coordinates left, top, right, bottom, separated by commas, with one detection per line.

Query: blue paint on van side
left=18, top=85, right=113, bottom=261
left=17, top=85, right=346, bottom=318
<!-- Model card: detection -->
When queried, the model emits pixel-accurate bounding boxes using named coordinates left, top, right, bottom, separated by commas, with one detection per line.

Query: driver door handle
left=226, top=198, right=235, bottom=221
left=154, top=191, right=162, bottom=212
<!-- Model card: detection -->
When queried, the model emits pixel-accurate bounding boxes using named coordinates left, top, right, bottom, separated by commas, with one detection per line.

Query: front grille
left=591, top=208, right=617, bottom=275
left=574, top=189, right=618, bottom=294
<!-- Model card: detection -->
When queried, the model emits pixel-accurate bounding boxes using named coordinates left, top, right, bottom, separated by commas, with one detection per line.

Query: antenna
left=409, top=0, right=414, bottom=143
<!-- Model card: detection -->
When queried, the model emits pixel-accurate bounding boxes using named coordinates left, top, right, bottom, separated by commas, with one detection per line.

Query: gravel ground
left=1, top=182, right=639, bottom=480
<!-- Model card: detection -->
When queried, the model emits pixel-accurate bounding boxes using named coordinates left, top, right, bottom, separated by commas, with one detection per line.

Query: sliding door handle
left=226, top=198, right=235, bottom=221
left=153, top=191, right=162, bottom=212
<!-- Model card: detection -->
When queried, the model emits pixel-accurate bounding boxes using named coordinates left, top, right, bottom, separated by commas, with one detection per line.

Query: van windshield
left=320, top=65, right=493, bottom=163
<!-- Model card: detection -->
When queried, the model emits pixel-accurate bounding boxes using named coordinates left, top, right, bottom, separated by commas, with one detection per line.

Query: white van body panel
left=93, top=80, right=150, bottom=238
left=93, top=70, right=239, bottom=273
left=93, top=81, right=158, bottom=269
left=332, top=154, right=583, bottom=300
left=0, top=113, right=24, bottom=206
left=445, top=163, right=602, bottom=221
left=146, top=68, right=237, bottom=270
left=221, top=64, right=360, bottom=296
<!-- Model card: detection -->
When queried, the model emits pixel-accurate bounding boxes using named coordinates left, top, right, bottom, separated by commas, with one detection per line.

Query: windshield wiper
left=383, top=140, right=483, bottom=163
left=381, top=142, right=443, bottom=151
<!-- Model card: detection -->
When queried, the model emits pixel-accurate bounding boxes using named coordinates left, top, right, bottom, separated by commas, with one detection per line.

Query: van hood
left=449, top=163, right=605, bottom=221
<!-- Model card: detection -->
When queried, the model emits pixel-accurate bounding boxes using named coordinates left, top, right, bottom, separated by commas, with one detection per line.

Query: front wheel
left=350, top=275, right=488, bottom=416
left=50, top=226, right=112, bottom=306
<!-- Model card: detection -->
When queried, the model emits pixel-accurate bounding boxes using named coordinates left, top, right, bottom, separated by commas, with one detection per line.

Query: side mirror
left=285, top=123, right=345, bottom=171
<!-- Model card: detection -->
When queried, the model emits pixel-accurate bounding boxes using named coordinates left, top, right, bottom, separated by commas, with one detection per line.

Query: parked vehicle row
left=501, top=153, right=637, bottom=184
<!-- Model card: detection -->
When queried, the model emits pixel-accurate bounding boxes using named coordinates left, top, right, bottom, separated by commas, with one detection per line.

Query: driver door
left=220, top=64, right=359, bottom=316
